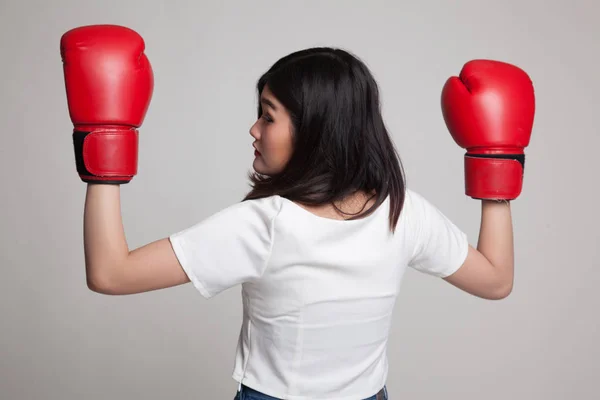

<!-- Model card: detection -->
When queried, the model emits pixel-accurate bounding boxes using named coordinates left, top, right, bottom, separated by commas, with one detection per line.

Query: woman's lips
left=254, top=149, right=261, bottom=156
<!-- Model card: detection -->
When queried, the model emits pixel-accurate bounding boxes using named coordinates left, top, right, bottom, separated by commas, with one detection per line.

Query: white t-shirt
left=169, top=189, right=469, bottom=400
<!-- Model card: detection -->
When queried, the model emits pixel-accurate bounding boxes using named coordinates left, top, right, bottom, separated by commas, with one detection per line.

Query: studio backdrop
left=0, top=1, right=598, bottom=399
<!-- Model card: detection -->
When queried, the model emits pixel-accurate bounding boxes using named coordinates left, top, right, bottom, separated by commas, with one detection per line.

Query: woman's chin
left=252, top=158, right=267, bottom=174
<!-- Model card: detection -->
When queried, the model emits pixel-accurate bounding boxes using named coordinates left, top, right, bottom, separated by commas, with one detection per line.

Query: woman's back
left=170, top=189, right=469, bottom=399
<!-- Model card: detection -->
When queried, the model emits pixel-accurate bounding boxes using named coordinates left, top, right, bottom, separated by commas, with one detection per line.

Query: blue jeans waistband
left=234, top=384, right=388, bottom=400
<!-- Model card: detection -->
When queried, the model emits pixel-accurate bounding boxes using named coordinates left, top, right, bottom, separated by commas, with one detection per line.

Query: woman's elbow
left=488, top=281, right=514, bottom=300
left=86, top=267, right=119, bottom=295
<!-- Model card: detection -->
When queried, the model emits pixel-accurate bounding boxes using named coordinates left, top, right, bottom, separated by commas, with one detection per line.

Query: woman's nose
left=249, top=121, right=260, bottom=139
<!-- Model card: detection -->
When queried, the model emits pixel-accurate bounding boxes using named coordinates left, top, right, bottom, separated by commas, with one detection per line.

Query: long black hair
left=243, top=47, right=406, bottom=233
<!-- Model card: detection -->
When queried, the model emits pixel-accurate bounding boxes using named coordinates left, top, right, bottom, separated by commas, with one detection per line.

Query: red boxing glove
left=60, top=25, right=154, bottom=184
left=441, top=60, right=535, bottom=200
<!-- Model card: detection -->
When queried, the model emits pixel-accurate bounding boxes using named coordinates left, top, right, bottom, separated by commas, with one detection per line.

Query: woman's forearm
left=477, top=200, right=515, bottom=289
left=83, top=184, right=129, bottom=288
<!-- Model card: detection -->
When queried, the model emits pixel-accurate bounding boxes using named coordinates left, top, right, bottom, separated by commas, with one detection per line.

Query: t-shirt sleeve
left=168, top=196, right=282, bottom=298
left=405, top=189, right=470, bottom=278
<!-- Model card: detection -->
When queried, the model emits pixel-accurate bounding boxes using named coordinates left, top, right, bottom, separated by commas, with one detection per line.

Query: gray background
left=1, top=0, right=598, bottom=399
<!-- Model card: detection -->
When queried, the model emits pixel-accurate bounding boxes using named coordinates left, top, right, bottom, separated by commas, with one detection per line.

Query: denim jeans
left=234, top=384, right=388, bottom=400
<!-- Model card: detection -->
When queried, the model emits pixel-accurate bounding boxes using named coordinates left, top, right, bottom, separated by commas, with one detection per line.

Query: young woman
left=62, top=25, right=532, bottom=400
